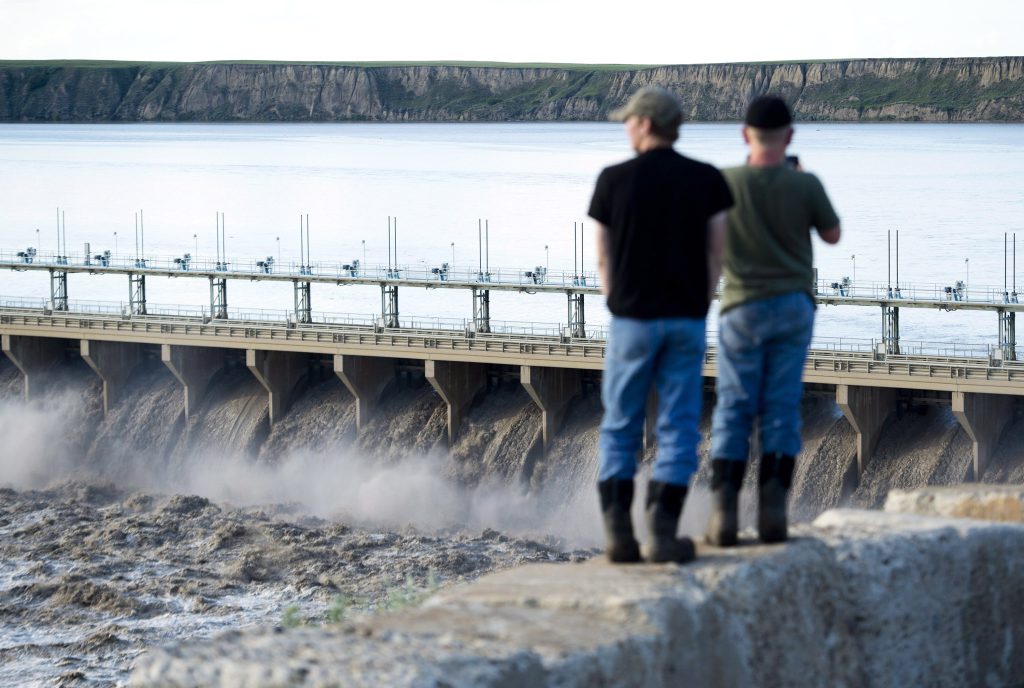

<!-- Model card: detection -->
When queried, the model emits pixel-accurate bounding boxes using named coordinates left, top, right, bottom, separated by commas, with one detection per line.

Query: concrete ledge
left=130, top=508, right=1024, bottom=687
left=885, top=484, right=1024, bottom=522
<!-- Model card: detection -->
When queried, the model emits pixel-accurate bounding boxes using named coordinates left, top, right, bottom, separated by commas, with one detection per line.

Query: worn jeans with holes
left=599, top=315, right=706, bottom=486
left=711, top=291, right=815, bottom=462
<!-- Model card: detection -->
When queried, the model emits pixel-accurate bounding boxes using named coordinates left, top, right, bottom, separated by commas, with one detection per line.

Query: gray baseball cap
left=609, top=86, right=683, bottom=128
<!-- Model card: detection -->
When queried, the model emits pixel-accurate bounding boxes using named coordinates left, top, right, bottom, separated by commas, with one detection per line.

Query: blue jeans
left=599, top=315, right=706, bottom=486
left=711, top=291, right=815, bottom=462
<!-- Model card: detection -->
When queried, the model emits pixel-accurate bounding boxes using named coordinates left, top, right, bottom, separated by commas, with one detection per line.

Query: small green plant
left=325, top=594, right=350, bottom=624
left=280, top=604, right=302, bottom=629
left=383, top=570, right=440, bottom=611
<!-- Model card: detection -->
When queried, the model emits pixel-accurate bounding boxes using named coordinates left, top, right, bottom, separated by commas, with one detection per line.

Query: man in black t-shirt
left=589, top=86, right=733, bottom=563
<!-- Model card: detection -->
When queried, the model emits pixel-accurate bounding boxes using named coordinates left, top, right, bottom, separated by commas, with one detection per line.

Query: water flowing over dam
left=3, top=346, right=1023, bottom=536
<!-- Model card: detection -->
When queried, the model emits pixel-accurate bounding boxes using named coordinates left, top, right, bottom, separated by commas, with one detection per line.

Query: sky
left=2, top=0, right=1022, bottom=65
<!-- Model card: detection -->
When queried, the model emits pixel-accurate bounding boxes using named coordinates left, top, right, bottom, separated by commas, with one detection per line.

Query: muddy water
left=2, top=359, right=1024, bottom=686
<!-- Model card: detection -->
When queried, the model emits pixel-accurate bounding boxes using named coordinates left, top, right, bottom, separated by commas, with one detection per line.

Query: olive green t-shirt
left=720, top=165, right=839, bottom=313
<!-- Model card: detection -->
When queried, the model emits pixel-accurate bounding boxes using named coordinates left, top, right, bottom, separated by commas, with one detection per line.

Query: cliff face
left=1, top=57, right=1022, bottom=123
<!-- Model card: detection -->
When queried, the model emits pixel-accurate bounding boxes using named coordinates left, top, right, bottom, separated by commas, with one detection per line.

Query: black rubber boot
left=758, top=453, right=795, bottom=543
left=705, top=459, right=747, bottom=547
left=598, top=479, right=641, bottom=563
left=644, top=480, right=696, bottom=564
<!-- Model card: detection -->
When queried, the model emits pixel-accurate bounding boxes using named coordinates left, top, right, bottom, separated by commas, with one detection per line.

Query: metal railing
left=0, top=296, right=996, bottom=358
left=814, top=277, right=1019, bottom=306
left=0, top=249, right=596, bottom=291
left=4, top=247, right=1022, bottom=309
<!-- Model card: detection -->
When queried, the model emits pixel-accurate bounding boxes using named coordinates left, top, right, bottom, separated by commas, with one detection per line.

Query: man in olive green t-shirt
left=706, top=96, right=841, bottom=548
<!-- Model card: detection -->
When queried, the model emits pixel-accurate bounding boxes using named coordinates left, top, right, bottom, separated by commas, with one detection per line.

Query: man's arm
left=595, top=222, right=611, bottom=296
left=817, top=225, right=841, bottom=244
left=707, top=211, right=727, bottom=301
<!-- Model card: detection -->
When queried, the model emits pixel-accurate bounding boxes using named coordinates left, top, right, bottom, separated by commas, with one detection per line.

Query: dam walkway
left=2, top=302, right=1022, bottom=486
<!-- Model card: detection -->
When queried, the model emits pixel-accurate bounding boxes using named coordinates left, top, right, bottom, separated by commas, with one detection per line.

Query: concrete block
left=520, top=365, right=581, bottom=453
left=1, top=334, right=66, bottom=400
left=161, top=345, right=226, bottom=421
left=334, top=354, right=395, bottom=431
left=245, top=349, right=309, bottom=426
left=80, top=339, right=143, bottom=414
left=425, top=360, right=486, bottom=446
left=129, top=506, right=1024, bottom=687
left=836, top=384, right=896, bottom=483
left=951, top=391, right=1014, bottom=480
left=885, top=484, right=1024, bottom=522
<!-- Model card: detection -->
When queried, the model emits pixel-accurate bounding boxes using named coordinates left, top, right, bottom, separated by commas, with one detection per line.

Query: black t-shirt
left=588, top=148, right=733, bottom=319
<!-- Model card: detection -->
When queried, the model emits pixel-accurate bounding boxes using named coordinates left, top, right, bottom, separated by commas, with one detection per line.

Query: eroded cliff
left=1, top=57, right=1021, bottom=122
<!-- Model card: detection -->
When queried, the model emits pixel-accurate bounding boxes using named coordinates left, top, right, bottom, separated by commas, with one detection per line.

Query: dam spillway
left=3, top=300, right=1024, bottom=527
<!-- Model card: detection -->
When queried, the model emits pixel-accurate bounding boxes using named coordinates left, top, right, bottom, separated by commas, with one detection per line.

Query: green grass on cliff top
left=0, top=59, right=663, bottom=71
left=9, top=57, right=1007, bottom=70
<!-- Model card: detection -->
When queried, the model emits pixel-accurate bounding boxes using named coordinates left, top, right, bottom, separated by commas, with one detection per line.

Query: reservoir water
left=1, top=122, right=1023, bottom=347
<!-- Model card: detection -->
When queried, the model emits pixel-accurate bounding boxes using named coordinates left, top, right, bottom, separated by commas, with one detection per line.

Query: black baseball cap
left=744, top=96, right=792, bottom=129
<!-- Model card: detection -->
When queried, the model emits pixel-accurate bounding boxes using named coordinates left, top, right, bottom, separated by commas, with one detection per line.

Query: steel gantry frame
left=882, top=304, right=900, bottom=355
left=49, top=268, right=68, bottom=311
left=999, top=307, right=1016, bottom=361
left=472, top=287, right=491, bottom=333
left=567, top=292, right=586, bottom=339
left=381, top=283, right=399, bottom=328
left=293, top=280, right=311, bottom=324
left=210, top=276, right=228, bottom=319
left=129, top=273, right=147, bottom=316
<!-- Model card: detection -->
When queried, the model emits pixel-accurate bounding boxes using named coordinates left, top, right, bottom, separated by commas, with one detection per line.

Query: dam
left=3, top=242, right=1024, bottom=489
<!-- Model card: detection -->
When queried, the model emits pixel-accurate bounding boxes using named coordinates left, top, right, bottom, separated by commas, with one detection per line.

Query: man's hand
left=707, top=211, right=727, bottom=301
left=596, top=222, right=611, bottom=295
left=818, top=225, right=841, bottom=244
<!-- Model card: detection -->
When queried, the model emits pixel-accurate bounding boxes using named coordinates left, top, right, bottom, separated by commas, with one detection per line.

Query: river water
left=1, top=122, right=1023, bottom=346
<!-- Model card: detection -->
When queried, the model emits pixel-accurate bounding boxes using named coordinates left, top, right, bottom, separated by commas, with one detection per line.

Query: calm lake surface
left=1, top=122, right=1022, bottom=347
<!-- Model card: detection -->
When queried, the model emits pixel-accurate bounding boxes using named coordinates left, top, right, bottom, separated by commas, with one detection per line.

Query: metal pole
left=140, top=209, right=144, bottom=258
left=387, top=216, right=392, bottom=271
left=300, top=214, right=305, bottom=268
left=485, top=219, right=489, bottom=274
left=887, top=229, right=891, bottom=293
left=896, top=229, right=899, bottom=289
